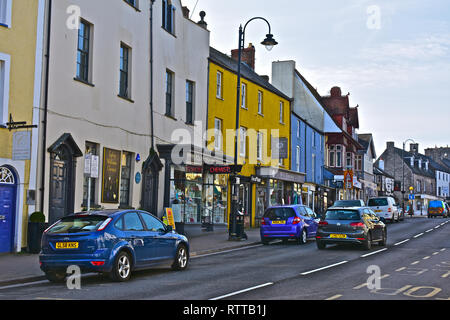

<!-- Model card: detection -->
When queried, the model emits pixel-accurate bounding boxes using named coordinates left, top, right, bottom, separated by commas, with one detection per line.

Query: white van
left=367, top=197, right=401, bottom=223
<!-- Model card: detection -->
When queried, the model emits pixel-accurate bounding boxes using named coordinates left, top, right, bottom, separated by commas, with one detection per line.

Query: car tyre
left=316, top=241, right=326, bottom=250
left=261, top=239, right=270, bottom=245
left=379, top=229, right=387, bottom=246
left=297, top=229, right=307, bottom=245
left=363, top=232, right=372, bottom=251
left=172, top=244, right=189, bottom=271
left=109, top=251, right=132, bottom=282
left=45, top=271, right=67, bottom=283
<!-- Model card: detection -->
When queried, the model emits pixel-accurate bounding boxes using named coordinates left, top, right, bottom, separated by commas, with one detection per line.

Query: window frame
left=239, top=126, right=247, bottom=158
left=185, top=80, right=195, bottom=125
left=165, top=69, right=175, bottom=117
left=216, top=71, right=223, bottom=99
left=0, top=0, right=12, bottom=28
left=214, top=118, right=223, bottom=151
left=76, top=19, right=92, bottom=83
left=162, top=0, right=176, bottom=34
left=257, top=91, right=263, bottom=115
left=119, top=43, right=132, bottom=99
left=279, top=101, right=284, bottom=124
left=240, top=82, right=247, bottom=109
left=0, top=52, right=10, bottom=125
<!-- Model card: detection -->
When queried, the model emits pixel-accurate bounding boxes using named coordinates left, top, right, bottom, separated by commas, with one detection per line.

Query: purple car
left=260, top=205, right=319, bottom=245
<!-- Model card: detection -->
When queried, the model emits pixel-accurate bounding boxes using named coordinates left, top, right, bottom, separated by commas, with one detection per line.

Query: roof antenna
left=190, top=0, right=200, bottom=19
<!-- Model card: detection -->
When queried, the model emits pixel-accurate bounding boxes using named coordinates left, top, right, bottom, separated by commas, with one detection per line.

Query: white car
left=367, top=197, right=400, bottom=223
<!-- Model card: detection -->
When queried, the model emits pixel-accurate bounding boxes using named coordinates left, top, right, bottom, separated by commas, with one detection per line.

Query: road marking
left=411, top=261, right=420, bottom=265
left=361, top=248, right=388, bottom=258
left=440, top=223, right=446, bottom=226
left=425, top=229, right=433, bottom=233
left=442, top=271, right=450, bottom=278
left=435, top=226, right=441, bottom=229
left=0, top=280, right=48, bottom=290
left=433, top=252, right=440, bottom=255
left=191, top=244, right=263, bottom=259
left=300, top=261, right=348, bottom=276
left=396, top=267, right=407, bottom=272
left=413, top=233, right=424, bottom=238
left=353, top=274, right=390, bottom=290
left=441, top=248, right=446, bottom=252
left=325, top=294, right=343, bottom=300
left=423, top=256, right=430, bottom=260
left=209, top=282, right=273, bottom=300
left=394, top=239, right=410, bottom=246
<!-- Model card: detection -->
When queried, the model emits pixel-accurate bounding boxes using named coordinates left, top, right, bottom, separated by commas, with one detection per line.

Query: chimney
left=197, top=11, right=208, bottom=29
left=410, top=143, right=419, bottom=154
left=330, top=86, right=342, bottom=97
left=232, top=43, right=256, bottom=70
left=261, top=75, right=270, bottom=82
left=182, top=6, right=190, bottom=19
left=386, top=141, right=395, bottom=149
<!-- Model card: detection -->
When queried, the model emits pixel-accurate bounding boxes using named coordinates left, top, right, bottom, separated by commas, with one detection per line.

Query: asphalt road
left=0, top=216, right=449, bottom=301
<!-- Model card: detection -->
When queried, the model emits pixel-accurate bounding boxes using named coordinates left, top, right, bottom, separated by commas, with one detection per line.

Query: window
left=119, top=43, right=131, bottom=98
left=185, top=80, right=194, bottom=124
left=241, top=83, right=247, bottom=109
left=76, top=20, right=92, bottom=83
left=239, top=127, right=247, bottom=157
left=162, top=0, right=175, bottom=34
left=123, top=212, right=144, bottom=231
left=216, top=71, right=223, bottom=99
left=257, top=91, right=263, bottom=115
left=120, top=152, right=132, bottom=207
left=355, top=155, right=363, bottom=171
left=312, top=153, right=316, bottom=180
left=297, top=120, right=301, bottom=138
left=140, top=213, right=166, bottom=232
left=279, top=101, right=284, bottom=123
left=329, top=145, right=335, bottom=167
left=83, top=142, right=99, bottom=207
left=336, top=145, right=342, bottom=167
left=0, top=0, right=12, bottom=27
left=0, top=53, right=10, bottom=125
left=296, top=146, right=300, bottom=172
left=312, top=131, right=315, bottom=147
left=165, top=70, right=174, bottom=116
left=346, top=152, right=353, bottom=169
left=214, top=118, right=222, bottom=151
left=124, top=0, right=138, bottom=9
left=257, top=131, right=263, bottom=161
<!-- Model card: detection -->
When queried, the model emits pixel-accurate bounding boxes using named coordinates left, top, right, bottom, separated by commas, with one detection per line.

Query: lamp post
left=402, top=138, right=416, bottom=213
left=229, top=17, right=278, bottom=241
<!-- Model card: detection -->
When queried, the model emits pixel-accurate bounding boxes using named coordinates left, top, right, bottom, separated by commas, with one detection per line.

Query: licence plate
left=374, top=210, right=382, bottom=213
left=330, top=234, right=347, bottom=239
left=55, top=242, right=79, bottom=249
left=271, top=221, right=286, bottom=225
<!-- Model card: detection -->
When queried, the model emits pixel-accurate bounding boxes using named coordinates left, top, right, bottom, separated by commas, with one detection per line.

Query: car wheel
left=363, top=233, right=372, bottom=251
left=110, top=251, right=132, bottom=282
left=45, top=271, right=67, bottom=283
left=379, top=229, right=387, bottom=246
left=172, top=244, right=189, bottom=271
left=297, top=229, right=307, bottom=245
left=261, top=238, right=270, bottom=245
left=316, top=241, right=326, bottom=250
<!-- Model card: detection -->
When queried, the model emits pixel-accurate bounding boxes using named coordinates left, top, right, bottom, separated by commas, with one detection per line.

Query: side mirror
left=166, top=225, right=173, bottom=233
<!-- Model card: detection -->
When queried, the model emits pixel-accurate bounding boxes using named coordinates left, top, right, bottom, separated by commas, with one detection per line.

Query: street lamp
left=402, top=138, right=416, bottom=213
left=229, top=17, right=278, bottom=241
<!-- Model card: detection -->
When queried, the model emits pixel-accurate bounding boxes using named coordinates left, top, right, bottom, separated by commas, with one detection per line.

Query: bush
left=29, top=211, right=45, bottom=223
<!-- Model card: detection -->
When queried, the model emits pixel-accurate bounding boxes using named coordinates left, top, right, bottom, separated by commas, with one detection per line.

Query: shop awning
left=256, top=167, right=306, bottom=184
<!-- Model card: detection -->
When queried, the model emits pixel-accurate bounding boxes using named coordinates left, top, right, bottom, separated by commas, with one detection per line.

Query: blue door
left=0, top=184, right=16, bottom=253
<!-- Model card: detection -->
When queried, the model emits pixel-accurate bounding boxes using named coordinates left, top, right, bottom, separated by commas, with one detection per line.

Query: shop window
left=120, top=151, right=132, bottom=207
left=82, top=142, right=99, bottom=207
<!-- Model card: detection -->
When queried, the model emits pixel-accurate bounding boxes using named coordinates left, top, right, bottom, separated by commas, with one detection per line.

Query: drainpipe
left=149, top=0, right=155, bottom=150
left=40, top=0, right=52, bottom=213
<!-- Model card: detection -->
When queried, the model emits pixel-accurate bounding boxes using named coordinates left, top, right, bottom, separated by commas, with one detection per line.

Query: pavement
left=0, top=225, right=261, bottom=287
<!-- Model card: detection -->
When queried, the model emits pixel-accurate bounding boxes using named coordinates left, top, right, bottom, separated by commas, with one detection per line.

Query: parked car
left=427, top=200, right=449, bottom=218
left=316, top=207, right=387, bottom=250
left=367, top=196, right=400, bottom=223
left=331, top=199, right=365, bottom=207
left=260, top=205, right=319, bottom=245
left=39, top=210, right=189, bottom=283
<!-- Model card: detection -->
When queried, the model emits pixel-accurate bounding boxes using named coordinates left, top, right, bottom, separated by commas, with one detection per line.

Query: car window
left=297, top=206, right=307, bottom=216
left=264, top=208, right=296, bottom=220
left=368, top=198, right=388, bottom=206
left=140, top=212, right=166, bottom=232
left=46, top=215, right=109, bottom=234
left=123, top=212, right=144, bottom=231
left=325, top=210, right=360, bottom=220
left=305, top=207, right=316, bottom=218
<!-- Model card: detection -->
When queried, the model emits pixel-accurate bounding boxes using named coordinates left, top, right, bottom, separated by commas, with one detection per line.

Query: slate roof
left=390, top=147, right=442, bottom=178
left=209, top=47, right=292, bottom=101
left=358, top=133, right=376, bottom=159
left=373, top=166, right=394, bottom=179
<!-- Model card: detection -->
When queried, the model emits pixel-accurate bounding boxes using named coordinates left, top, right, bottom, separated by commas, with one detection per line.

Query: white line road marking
left=441, top=248, right=446, bottom=252
left=209, top=282, right=273, bottom=300
left=300, top=261, right=348, bottom=276
left=191, top=244, right=263, bottom=259
left=325, top=294, right=343, bottom=300
left=353, top=274, right=390, bottom=290
left=394, top=239, right=410, bottom=246
left=414, top=233, right=424, bottom=238
left=0, top=280, right=48, bottom=290
left=433, top=252, right=440, bottom=255
left=440, top=223, right=446, bottom=226
left=411, top=261, right=420, bottom=265
left=435, top=226, right=441, bottom=229
left=361, top=248, right=388, bottom=258
left=426, top=229, right=433, bottom=233
left=423, top=256, right=431, bottom=260
left=396, top=267, right=407, bottom=272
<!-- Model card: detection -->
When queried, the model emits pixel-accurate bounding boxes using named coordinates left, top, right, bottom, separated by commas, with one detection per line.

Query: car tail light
left=439, top=208, right=443, bottom=213
left=90, top=261, right=105, bottom=266
left=388, top=208, right=392, bottom=212
left=97, top=218, right=112, bottom=231
left=350, top=222, right=365, bottom=228
left=292, top=217, right=302, bottom=225
left=318, top=221, right=328, bottom=226
left=261, top=218, right=266, bottom=225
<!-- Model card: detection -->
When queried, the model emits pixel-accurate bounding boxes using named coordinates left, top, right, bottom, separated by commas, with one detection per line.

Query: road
left=0, top=216, right=449, bottom=301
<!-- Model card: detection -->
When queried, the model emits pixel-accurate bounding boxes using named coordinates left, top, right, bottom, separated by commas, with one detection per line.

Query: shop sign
left=186, top=165, right=203, bottom=173
left=204, top=165, right=243, bottom=175
left=271, top=137, right=288, bottom=159
left=250, top=176, right=262, bottom=184
left=344, top=170, right=353, bottom=190
left=102, top=148, right=121, bottom=203
left=165, top=208, right=176, bottom=230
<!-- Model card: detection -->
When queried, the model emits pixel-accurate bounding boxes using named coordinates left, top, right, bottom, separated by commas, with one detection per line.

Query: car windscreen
left=429, top=201, right=443, bottom=208
left=46, top=215, right=109, bottom=234
left=264, top=208, right=296, bottom=220
left=334, top=200, right=362, bottom=207
left=368, top=198, right=388, bottom=206
left=325, top=210, right=360, bottom=220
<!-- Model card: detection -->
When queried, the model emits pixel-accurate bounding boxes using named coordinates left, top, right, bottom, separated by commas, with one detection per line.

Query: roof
left=209, top=47, right=292, bottom=101
left=358, top=133, right=377, bottom=158
left=387, top=147, right=441, bottom=178
left=373, top=166, right=395, bottom=179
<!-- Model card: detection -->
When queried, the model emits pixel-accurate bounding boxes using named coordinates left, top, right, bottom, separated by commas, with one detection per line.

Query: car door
left=122, top=212, right=148, bottom=266
left=140, top=212, right=176, bottom=259
left=365, top=209, right=382, bottom=240
left=304, top=207, right=318, bottom=236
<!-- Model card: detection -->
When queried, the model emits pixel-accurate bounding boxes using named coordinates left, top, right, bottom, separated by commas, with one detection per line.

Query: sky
left=183, top=0, right=450, bottom=157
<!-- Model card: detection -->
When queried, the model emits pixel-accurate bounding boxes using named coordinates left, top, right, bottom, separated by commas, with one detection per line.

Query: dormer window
left=410, top=156, right=414, bottom=167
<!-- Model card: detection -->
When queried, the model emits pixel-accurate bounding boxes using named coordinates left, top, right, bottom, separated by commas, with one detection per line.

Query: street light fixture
left=402, top=138, right=416, bottom=213
left=229, top=17, right=278, bottom=241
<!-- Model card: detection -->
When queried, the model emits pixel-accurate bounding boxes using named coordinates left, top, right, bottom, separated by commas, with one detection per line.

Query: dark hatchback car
left=40, top=210, right=189, bottom=282
left=316, top=207, right=386, bottom=250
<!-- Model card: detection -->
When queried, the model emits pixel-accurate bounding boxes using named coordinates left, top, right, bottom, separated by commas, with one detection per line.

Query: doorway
left=0, top=166, right=17, bottom=253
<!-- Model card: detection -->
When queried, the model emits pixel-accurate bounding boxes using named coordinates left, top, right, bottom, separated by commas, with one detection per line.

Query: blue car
left=39, top=210, right=189, bottom=282
left=260, top=205, right=319, bottom=245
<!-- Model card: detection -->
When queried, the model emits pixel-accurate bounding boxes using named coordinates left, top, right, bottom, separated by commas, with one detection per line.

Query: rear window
left=429, top=201, right=444, bottom=208
left=325, top=210, right=360, bottom=220
left=334, top=200, right=363, bottom=207
left=264, top=208, right=296, bottom=220
left=47, top=215, right=109, bottom=234
left=368, top=198, right=388, bottom=206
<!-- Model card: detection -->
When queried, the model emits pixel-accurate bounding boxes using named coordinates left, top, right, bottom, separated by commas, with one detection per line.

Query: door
left=49, top=160, right=68, bottom=224
left=140, top=212, right=175, bottom=259
left=122, top=212, right=148, bottom=266
left=304, top=206, right=319, bottom=236
left=0, top=183, right=16, bottom=253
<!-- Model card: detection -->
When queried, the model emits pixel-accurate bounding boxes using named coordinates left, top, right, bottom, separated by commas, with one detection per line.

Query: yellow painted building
left=0, top=0, right=44, bottom=252
left=208, top=47, right=304, bottom=228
